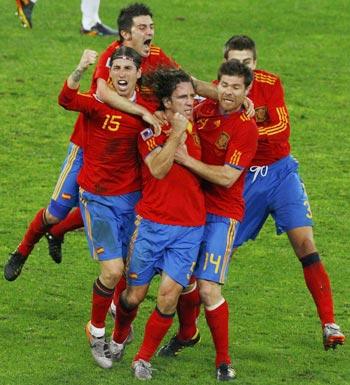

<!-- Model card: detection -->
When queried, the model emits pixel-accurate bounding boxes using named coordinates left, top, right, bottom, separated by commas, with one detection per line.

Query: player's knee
left=47, top=200, right=72, bottom=222
left=100, top=269, right=122, bottom=288
left=44, top=209, right=60, bottom=225
left=123, top=288, right=144, bottom=308
left=157, top=287, right=180, bottom=312
left=198, top=281, right=221, bottom=307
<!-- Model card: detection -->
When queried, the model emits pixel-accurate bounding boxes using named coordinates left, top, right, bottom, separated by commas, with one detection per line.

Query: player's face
left=166, top=82, right=195, bottom=120
left=109, top=58, right=141, bottom=98
left=122, top=15, right=154, bottom=57
left=226, top=49, right=256, bottom=70
left=217, top=74, right=248, bottom=114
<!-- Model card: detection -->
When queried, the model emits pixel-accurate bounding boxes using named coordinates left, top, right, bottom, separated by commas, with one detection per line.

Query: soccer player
left=160, top=35, right=345, bottom=355
left=15, top=0, right=118, bottom=35
left=58, top=45, right=151, bottom=369
left=4, top=3, right=177, bottom=282
left=159, top=60, right=258, bottom=381
left=224, top=35, right=345, bottom=350
left=109, top=68, right=206, bottom=380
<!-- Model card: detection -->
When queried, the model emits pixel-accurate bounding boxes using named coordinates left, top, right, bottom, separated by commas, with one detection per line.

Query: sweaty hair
left=218, top=59, right=253, bottom=88
left=223, top=35, right=257, bottom=60
left=110, top=46, right=142, bottom=70
left=117, top=3, right=153, bottom=41
left=142, top=67, right=193, bottom=110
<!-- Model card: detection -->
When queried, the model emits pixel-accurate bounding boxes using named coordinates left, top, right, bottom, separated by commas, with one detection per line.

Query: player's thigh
left=272, top=172, right=313, bottom=235
left=79, top=192, right=125, bottom=261
left=162, top=225, right=204, bottom=288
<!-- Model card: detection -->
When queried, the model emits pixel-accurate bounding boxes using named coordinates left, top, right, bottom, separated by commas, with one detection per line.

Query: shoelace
left=249, top=165, right=268, bottom=183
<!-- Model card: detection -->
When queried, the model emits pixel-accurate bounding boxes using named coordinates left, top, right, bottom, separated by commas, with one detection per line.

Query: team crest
left=215, top=131, right=230, bottom=150
left=255, top=106, right=268, bottom=123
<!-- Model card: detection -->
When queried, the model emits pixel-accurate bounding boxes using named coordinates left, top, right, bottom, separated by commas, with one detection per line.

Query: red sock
left=134, top=308, right=174, bottom=362
left=17, top=208, right=50, bottom=257
left=302, top=253, right=334, bottom=326
left=205, top=300, right=231, bottom=368
left=112, top=275, right=127, bottom=308
left=177, top=280, right=201, bottom=341
left=91, top=278, right=114, bottom=329
left=49, top=208, right=84, bottom=238
left=113, top=297, right=138, bottom=343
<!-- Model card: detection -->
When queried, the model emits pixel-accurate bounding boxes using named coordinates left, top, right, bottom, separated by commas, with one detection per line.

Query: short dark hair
left=218, top=59, right=253, bottom=88
left=142, top=67, right=193, bottom=110
left=117, top=3, right=153, bottom=41
left=223, top=35, right=257, bottom=60
left=110, top=46, right=142, bottom=70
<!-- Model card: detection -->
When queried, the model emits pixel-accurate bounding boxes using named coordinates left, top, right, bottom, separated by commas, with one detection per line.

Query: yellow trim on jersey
left=258, top=107, right=288, bottom=136
left=146, top=137, right=157, bottom=152
left=51, top=144, right=79, bottom=200
left=219, top=219, right=237, bottom=283
left=81, top=197, right=98, bottom=260
left=77, top=92, right=93, bottom=98
left=254, top=72, right=277, bottom=85
left=125, top=215, right=142, bottom=274
left=240, top=113, right=250, bottom=122
left=229, top=149, right=242, bottom=165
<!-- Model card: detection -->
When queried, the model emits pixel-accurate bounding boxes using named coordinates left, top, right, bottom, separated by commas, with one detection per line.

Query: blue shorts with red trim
left=80, top=189, right=140, bottom=261
left=48, top=142, right=83, bottom=220
left=194, top=213, right=238, bottom=284
left=234, top=155, right=313, bottom=248
left=126, top=217, right=204, bottom=287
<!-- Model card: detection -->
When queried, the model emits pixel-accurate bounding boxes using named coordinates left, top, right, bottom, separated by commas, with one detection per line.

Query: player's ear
left=162, top=97, right=171, bottom=109
left=137, top=68, right=142, bottom=80
left=120, top=29, right=131, bottom=41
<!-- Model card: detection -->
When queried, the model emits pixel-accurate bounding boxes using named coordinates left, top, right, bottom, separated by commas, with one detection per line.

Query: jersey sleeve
left=137, top=131, right=164, bottom=159
left=58, top=81, right=95, bottom=116
left=258, top=77, right=290, bottom=143
left=90, top=43, right=117, bottom=91
left=225, top=118, right=258, bottom=169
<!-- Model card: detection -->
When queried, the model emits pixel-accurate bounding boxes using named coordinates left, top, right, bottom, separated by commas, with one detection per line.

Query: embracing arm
left=175, top=145, right=243, bottom=188
left=96, top=79, right=161, bottom=132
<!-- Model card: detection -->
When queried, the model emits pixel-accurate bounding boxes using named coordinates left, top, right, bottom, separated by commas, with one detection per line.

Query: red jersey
left=195, top=99, right=258, bottom=221
left=249, top=69, right=291, bottom=165
left=59, top=82, right=151, bottom=196
left=70, top=42, right=176, bottom=147
left=136, top=123, right=206, bottom=226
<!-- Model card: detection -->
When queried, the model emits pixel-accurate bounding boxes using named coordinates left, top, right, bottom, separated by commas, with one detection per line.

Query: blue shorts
left=48, top=142, right=83, bottom=220
left=79, top=189, right=141, bottom=261
left=234, top=155, right=313, bottom=248
left=126, top=217, right=204, bottom=287
left=194, top=214, right=238, bottom=284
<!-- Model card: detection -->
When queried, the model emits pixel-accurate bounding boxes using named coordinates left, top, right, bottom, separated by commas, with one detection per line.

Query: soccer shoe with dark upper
left=45, top=232, right=63, bottom=264
left=132, top=359, right=153, bottom=380
left=4, top=250, right=27, bottom=281
left=15, top=0, right=35, bottom=28
left=323, top=323, right=345, bottom=350
left=85, top=321, right=113, bottom=369
left=80, top=22, right=118, bottom=36
left=216, top=363, right=236, bottom=381
left=157, top=328, right=201, bottom=357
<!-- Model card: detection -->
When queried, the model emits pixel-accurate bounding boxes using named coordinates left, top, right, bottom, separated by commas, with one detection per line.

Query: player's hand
left=169, top=112, right=189, bottom=139
left=141, top=110, right=162, bottom=135
left=78, top=49, right=98, bottom=71
left=243, top=97, right=255, bottom=118
left=174, top=144, right=189, bottom=165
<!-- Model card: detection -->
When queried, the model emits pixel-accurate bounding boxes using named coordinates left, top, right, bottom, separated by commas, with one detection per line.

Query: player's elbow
left=95, top=78, right=107, bottom=102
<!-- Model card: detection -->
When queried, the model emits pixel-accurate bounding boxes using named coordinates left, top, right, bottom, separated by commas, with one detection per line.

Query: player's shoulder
left=237, top=111, right=258, bottom=133
left=149, top=44, right=164, bottom=56
left=194, top=98, right=218, bottom=117
left=254, top=69, right=280, bottom=86
left=101, top=40, right=121, bottom=56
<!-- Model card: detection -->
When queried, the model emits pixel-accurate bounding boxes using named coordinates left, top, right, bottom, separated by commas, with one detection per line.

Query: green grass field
left=0, top=0, right=349, bottom=384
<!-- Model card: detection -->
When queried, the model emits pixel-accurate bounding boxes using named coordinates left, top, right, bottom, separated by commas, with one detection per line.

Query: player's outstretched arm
left=67, top=49, right=98, bottom=89
left=96, top=79, right=162, bottom=132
